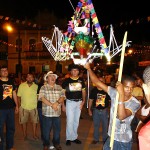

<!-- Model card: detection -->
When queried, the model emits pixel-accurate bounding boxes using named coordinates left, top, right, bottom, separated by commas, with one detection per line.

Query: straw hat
left=44, top=71, right=58, bottom=81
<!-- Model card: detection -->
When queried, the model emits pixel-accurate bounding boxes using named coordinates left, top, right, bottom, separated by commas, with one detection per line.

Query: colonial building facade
left=7, top=29, right=72, bottom=75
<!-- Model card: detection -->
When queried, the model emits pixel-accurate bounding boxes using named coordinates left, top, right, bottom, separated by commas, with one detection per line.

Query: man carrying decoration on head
left=62, top=64, right=86, bottom=146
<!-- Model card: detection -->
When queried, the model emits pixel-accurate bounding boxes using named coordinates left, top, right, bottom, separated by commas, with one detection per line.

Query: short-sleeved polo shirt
left=17, top=82, right=38, bottom=110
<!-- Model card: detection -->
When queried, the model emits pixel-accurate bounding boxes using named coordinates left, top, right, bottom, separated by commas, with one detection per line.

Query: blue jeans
left=66, top=100, right=81, bottom=140
left=42, top=115, right=61, bottom=147
left=103, top=137, right=132, bottom=150
left=93, top=108, right=108, bottom=142
left=0, top=109, right=15, bottom=150
left=37, top=108, right=43, bottom=139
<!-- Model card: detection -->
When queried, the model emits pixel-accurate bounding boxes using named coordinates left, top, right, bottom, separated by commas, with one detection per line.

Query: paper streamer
left=88, top=1, right=107, bottom=49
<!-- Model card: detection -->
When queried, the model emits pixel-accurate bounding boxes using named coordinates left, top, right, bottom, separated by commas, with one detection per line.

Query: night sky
left=0, top=0, right=149, bottom=22
left=0, top=0, right=150, bottom=43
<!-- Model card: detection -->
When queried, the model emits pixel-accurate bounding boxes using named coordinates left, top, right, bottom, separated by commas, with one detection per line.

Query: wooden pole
left=110, top=31, right=128, bottom=150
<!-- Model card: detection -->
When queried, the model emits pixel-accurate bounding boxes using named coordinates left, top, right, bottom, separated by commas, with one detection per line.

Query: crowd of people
left=0, top=63, right=150, bottom=150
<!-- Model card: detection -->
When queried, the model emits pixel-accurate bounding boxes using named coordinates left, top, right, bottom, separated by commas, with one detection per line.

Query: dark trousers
left=93, top=108, right=109, bottom=142
left=0, top=109, right=15, bottom=150
left=42, top=115, right=61, bottom=147
left=37, top=108, right=43, bottom=140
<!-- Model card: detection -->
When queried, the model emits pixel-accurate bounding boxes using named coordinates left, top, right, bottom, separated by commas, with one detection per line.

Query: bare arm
left=13, top=90, right=19, bottom=114
left=142, top=84, right=150, bottom=104
left=17, top=96, right=21, bottom=106
left=62, top=100, right=66, bottom=112
left=88, top=99, right=93, bottom=116
left=135, top=107, right=142, bottom=120
left=136, top=107, right=150, bottom=124
left=84, top=63, right=108, bottom=93
left=41, top=97, right=53, bottom=107
left=137, top=78, right=150, bottom=104
left=116, top=81, right=132, bottom=120
left=56, top=96, right=65, bottom=105
left=81, top=89, right=86, bottom=109
left=61, top=89, right=66, bottom=112
left=41, top=96, right=65, bottom=111
left=135, top=96, right=143, bottom=101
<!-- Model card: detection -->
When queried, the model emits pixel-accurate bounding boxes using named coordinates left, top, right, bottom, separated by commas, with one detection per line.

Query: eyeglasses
left=1, top=69, right=8, bottom=72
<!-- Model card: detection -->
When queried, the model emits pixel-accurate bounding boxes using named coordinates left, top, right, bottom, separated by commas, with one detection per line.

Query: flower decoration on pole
left=42, top=0, right=131, bottom=64
left=74, top=33, right=94, bottom=59
left=42, top=0, right=109, bottom=64
left=59, top=0, right=108, bottom=64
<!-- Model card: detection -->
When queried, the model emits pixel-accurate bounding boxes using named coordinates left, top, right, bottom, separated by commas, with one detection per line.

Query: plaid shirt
left=39, top=84, right=65, bottom=117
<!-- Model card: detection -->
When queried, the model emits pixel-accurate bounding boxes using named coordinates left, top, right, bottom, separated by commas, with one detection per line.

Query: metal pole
left=18, top=29, right=21, bottom=78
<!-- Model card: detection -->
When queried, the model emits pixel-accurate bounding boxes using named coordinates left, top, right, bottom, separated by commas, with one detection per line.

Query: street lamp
left=127, top=49, right=133, bottom=55
left=3, top=23, right=13, bottom=32
left=16, top=29, right=22, bottom=78
left=3, top=23, right=22, bottom=77
left=2, top=23, right=13, bottom=66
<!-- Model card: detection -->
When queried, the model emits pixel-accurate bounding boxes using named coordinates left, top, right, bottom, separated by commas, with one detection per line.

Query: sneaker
left=72, top=139, right=82, bottom=144
left=91, top=140, right=99, bottom=144
left=49, top=145, right=54, bottom=149
left=66, top=140, right=71, bottom=146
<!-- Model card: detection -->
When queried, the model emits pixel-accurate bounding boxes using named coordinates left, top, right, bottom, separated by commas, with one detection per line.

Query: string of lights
left=0, top=15, right=149, bottom=30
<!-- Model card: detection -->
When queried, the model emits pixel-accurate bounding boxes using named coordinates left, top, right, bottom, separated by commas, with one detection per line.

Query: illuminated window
left=29, top=39, right=36, bottom=51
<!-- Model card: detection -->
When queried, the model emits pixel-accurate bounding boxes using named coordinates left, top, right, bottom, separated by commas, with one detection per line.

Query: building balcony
left=25, top=51, right=52, bottom=59
left=8, top=51, right=53, bottom=60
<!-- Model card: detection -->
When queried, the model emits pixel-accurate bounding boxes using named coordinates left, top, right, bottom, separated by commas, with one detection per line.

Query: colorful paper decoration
left=58, top=0, right=108, bottom=63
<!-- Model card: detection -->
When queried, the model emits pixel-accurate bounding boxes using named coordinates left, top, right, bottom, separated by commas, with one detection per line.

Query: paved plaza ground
left=6, top=107, right=139, bottom=150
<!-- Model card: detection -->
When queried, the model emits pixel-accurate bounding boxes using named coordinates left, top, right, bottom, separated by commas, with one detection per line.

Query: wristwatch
left=118, top=101, right=125, bottom=105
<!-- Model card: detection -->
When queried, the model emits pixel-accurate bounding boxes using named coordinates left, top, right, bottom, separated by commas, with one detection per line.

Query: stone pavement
left=12, top=107, right=139, bottom=150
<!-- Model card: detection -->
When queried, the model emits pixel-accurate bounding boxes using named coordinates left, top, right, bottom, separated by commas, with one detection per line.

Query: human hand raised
left=115, top=81, right=124, bottom=95
left=83, top=62, right=91, bottom=70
